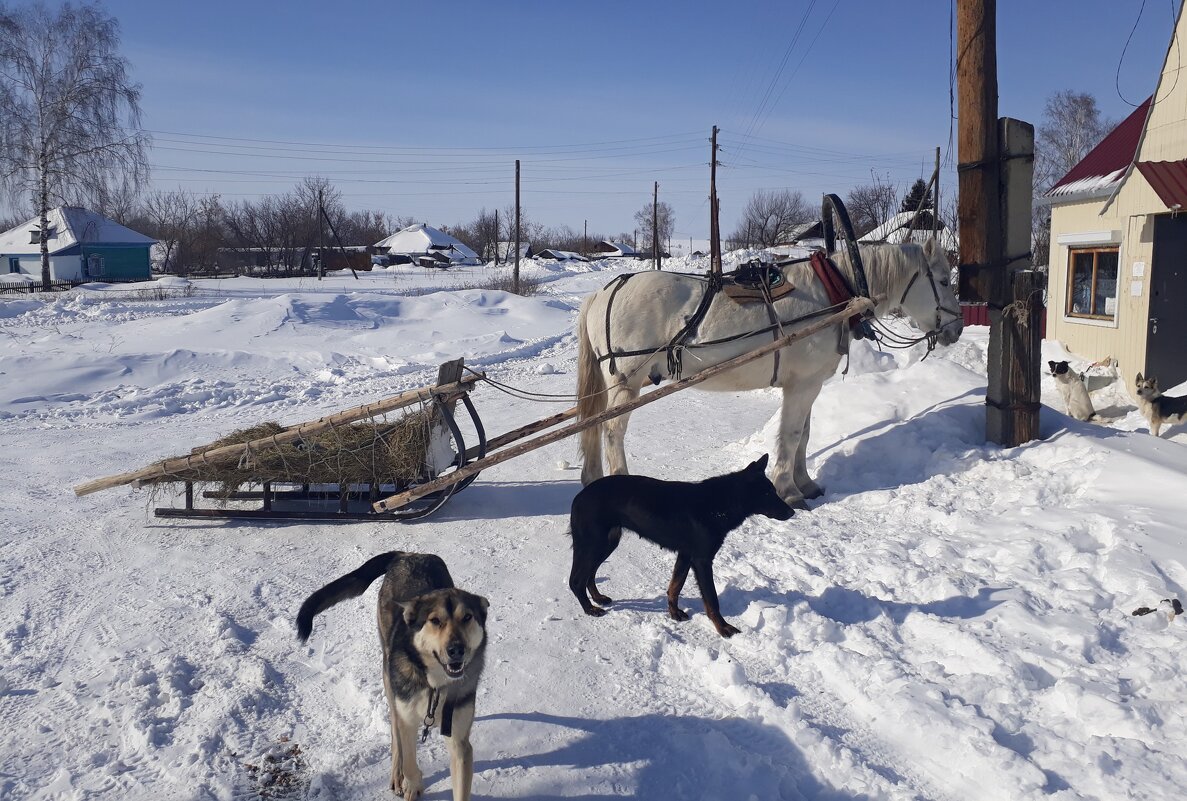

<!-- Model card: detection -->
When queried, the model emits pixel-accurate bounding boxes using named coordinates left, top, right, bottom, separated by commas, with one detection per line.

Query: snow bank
left=2, top=261, right=1186, bottom=800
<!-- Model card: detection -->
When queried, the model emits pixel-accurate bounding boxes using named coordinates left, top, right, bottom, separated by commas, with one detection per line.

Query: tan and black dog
left=1136, top=373, right=1187, bottom=437
left=297, top=551, right=488, bottom=801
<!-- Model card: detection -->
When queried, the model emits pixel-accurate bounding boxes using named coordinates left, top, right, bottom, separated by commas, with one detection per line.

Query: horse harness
left=896, top=257, right=961, bottom=340
left=597, top=252, right=872, bottom=385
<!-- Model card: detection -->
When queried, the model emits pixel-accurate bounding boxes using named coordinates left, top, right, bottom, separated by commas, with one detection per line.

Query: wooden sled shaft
left=373, top=296, right=874, bottom=512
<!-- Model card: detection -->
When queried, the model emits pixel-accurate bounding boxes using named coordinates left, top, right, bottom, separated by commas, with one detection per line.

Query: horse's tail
left=576, top=296, right=607, bottom=485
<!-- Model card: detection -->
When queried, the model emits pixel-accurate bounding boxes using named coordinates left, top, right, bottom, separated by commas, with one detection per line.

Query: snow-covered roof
left=0, top=206, right=156, bottom=254
left=1045, top=96, right=1151, bottom=202
left=535, top=249, right=589, bottom=261
left=594, top=240, right=639, bottom=257
left=858, top=210, right=958, bottom=251
left=496, top=241, right=531, bottom=260
left=374, top=223, right=479, bottom=263
left=785, top=220, right=823, bottom=242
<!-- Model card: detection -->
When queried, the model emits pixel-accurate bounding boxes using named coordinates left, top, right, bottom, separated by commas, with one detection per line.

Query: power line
left=143, top=128, right=705, bottom=153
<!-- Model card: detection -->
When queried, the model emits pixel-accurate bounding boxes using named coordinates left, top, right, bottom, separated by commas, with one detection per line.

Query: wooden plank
left=373, top=296, right=874, bottom=512
left=461, top=406, right=580, bottom=461
left=988, top=118, right=1040, bottom=446
left=73, top=373, right=482, bottom=497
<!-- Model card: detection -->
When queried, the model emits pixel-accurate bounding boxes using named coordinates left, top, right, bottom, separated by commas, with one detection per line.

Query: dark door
left=1148, top=215, right=1187, bottom=387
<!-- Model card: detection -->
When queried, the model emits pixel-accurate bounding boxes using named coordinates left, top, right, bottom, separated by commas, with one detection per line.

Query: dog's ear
left=458, top=592, right=489, bottom=626
left=1048, top=361, right=1057, bottom=371
left=1137, top=372, right=1144, bottom=384
left=397, top=600, right=419, bottom=628
left=749, top=453, right=770, bottom=472
left=1154, top=377, right=1160, bottom=389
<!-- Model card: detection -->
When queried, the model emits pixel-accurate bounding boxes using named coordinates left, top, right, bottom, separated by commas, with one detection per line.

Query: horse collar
left=809, top=251, right=863, bottom=333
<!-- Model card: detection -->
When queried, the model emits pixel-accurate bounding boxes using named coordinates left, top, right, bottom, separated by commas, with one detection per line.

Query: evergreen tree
left=899, top=179, right=933, bottom=214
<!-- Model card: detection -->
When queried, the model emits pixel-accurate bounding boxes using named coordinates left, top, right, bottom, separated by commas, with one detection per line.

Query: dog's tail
left=296, top=551, right=400, bottom=642
left=577, top=296, right=608, bottom=486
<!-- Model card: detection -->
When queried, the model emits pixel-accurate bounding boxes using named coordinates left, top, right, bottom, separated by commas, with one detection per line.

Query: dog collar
left=420, top=688, right=456, bottom=742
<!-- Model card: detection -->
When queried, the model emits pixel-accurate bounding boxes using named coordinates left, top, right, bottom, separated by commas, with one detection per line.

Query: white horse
left=575, top=239, right=963, bottom=505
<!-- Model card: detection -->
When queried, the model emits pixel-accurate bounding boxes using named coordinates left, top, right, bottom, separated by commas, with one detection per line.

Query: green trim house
left=0, top=206, right=155, bottom=282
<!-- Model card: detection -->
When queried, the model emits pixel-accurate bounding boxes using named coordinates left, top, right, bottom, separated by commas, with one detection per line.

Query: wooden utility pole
left=653, top=181, right=661, bottom=270
left=493, top=208, right=499, bottom=264
left=514, top=159, right=521, bottom=294
left=710, top=125, right=722, bottom=275
left=957, top=0, right=1039, bottom=446
left=932, top=145, right=942, bottom=239
left=583, top=219, right=588, bottom=259
left=316, top=188, right=326, bottom=280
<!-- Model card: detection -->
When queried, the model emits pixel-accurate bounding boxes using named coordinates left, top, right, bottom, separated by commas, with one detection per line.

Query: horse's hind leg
left=603, top=380, right=640, bottom=476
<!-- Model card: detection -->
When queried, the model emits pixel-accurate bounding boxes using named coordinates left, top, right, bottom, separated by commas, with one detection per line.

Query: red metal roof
left=1136, top=160, right=1187, bottom=208
left=1047, top=96, right=1151, bottom=197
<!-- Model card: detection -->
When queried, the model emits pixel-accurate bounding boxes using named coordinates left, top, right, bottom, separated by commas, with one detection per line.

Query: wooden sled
left=74, top=359, right=488, bottom=522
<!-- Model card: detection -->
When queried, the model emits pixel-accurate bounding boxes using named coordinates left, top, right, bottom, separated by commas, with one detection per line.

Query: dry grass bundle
left=156, top=408, right=442, bottom=496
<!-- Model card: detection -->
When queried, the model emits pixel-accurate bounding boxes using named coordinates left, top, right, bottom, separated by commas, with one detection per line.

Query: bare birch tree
left=633, top=201, right=674, bottom=250
left=0, top=2, right=149, bottom=288
left=1032, top=91, right=1113, bottom=266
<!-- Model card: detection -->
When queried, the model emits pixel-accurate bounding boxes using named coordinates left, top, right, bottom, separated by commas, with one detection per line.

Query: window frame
left=1065, top=246, right=1119, bottom=322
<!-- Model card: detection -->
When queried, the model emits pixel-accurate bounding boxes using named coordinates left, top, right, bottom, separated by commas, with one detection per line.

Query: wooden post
left=493, top=208, right=499, bottom=264
left=514, top=159, right=521, bottom=294
left=992, top=118, right=1040, bottom=445
left=583, top=219, right=587, bottom=259
left=373, top=295, right=875, bottom=512
left=652, top=181, right=660, bottom=270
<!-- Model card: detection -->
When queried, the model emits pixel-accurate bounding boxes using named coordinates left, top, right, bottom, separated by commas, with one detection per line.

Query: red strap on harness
left=809, top=251, right=861, bottom=331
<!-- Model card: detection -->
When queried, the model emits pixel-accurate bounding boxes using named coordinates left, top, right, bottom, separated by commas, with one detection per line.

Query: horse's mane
left=830, top=241, right=927, bottom=297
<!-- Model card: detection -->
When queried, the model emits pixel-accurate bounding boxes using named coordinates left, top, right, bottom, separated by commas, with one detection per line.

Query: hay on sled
left=147, top=406, right=446, bottom=498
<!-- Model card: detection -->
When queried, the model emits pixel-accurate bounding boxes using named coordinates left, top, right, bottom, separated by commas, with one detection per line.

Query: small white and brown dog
left=1135, top=373, right=1187, bottom=437
left=1048, top=360, right=1095, bottom=421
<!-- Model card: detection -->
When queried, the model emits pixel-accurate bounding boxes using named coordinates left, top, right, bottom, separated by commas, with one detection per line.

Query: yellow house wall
left=1046, top=8, right=1187, bottom=391
left=1046, top=198, right=1150, bottom=389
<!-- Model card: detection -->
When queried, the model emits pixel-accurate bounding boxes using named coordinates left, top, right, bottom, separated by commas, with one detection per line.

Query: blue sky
left=97, top=0, right=1179, bottom=241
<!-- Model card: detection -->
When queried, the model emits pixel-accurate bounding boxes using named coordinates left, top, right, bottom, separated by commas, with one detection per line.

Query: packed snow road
left=1, top=258, right=1184, bottom=800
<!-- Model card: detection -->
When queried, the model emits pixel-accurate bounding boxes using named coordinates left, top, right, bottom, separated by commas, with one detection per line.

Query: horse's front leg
left=794, top=415, right=824, bottom=499
left=773, top=382, right=823, bottom=506
left=603, top=380, right=639, bottom=476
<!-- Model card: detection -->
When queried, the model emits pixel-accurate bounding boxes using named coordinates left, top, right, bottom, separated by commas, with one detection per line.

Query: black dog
left=567, top=454, right=793, bottom=637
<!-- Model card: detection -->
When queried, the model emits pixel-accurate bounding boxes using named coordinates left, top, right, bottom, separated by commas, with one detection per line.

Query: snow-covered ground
left=2, top=256, right=1185, bottom=800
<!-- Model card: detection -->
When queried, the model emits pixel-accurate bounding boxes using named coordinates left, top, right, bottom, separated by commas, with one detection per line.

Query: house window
left=8, top=257, right=18, bottom=274
left=1066, top=247, right=1119, bottom=321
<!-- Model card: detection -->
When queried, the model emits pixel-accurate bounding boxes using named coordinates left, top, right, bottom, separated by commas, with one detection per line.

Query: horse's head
left=896, top=238, right=963, bottom=347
